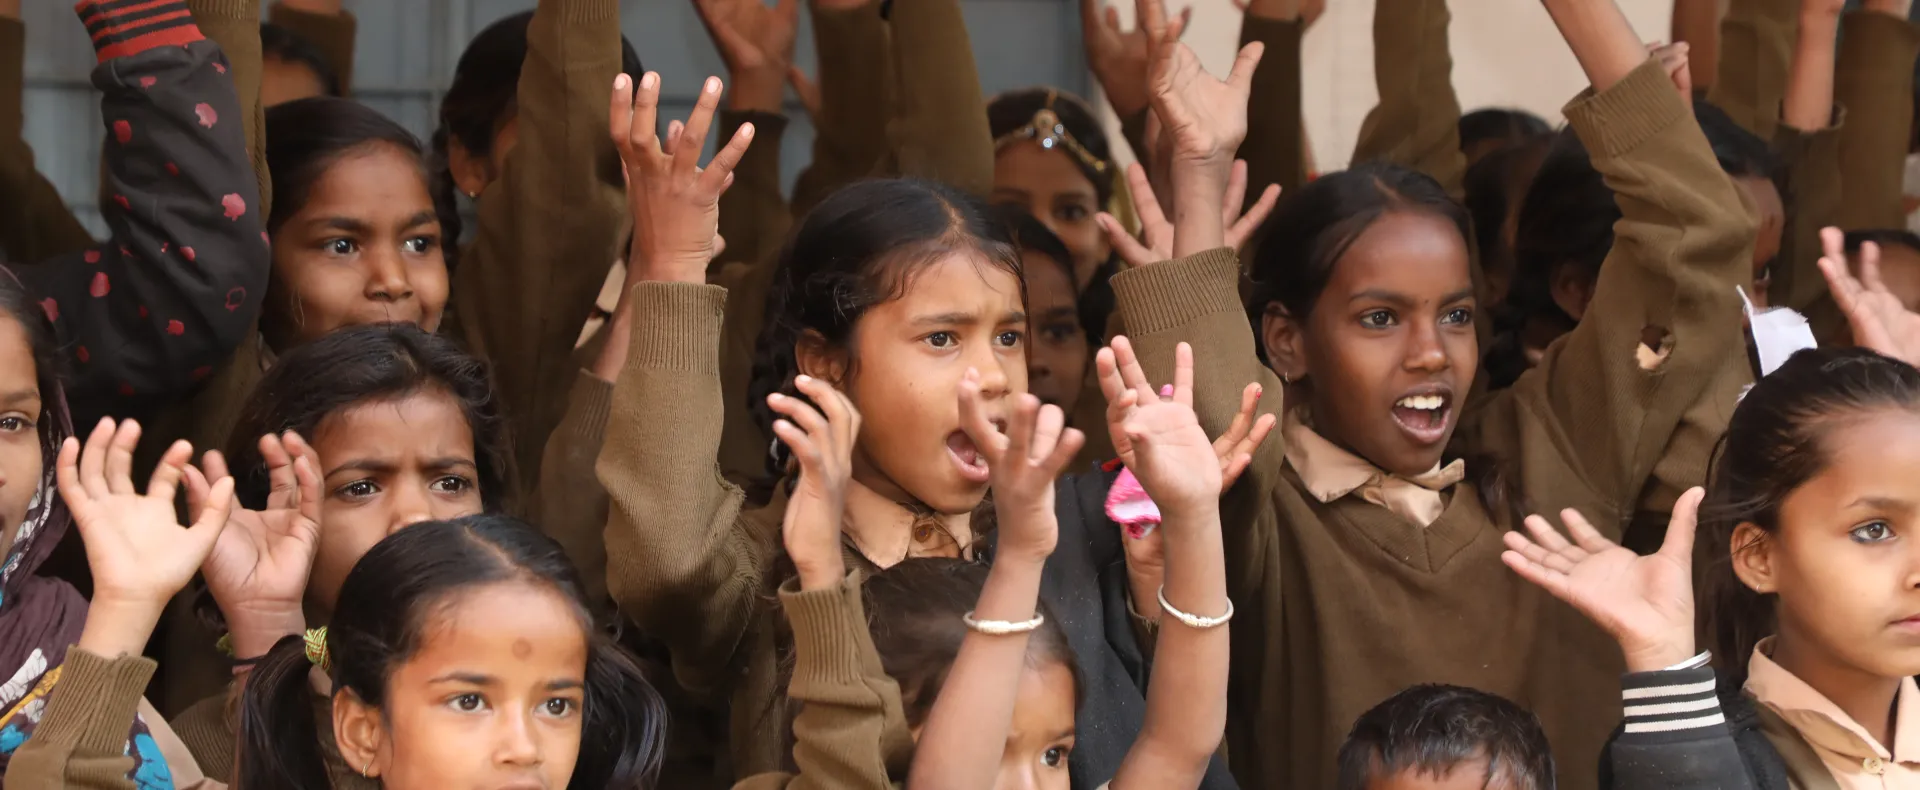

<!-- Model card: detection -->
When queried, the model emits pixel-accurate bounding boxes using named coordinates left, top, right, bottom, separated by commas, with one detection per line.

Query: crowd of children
left=0, top=0, right=1915, bottom=787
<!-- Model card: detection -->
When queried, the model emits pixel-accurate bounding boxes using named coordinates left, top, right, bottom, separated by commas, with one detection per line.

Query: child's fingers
left=1519, top=513, right=1577, bottom=558
left=1099, top=214, right=1158, bottom=269
left=1169, top=5, right=1191, bottom=39
left=1108, top=336, right=1158, bottom=403
left=1226, top=40, right=1265, bottom=92
left=1213, top=384, right=1259, bottom=455
left=1500, top=549, right=1565, bottom=595
left=1136, top=0, right=1168, bottom=41
left=183, top=463, right=210, bottom=523
left=54, top=437, right=86, bottom=518
left=1029, top=400, right=1067, bottom=462
left=1041, top=425, right=1087, bottom=476
left=1221, top=160, right=1248, bottom=222
left=1242, top=412, right=1278, bottom=456
left=1819, top=256, right=1863, bottom=315
left=1221, top=452, right=1252, bottom=488
left=1095, top=347, right=1127, bottom=404
left=186, top=477, right=237, bottom=547
left=1559, top=507, right=1617, bottom=556
left=675, top=77, right=725, bottom=181
left=767, top=391, right=831, bottom=442
left=700, top=122, right=756, bottom=195
left=1659, top=487, right=1705, bottom=563
left=79, top=418, right=114, bottom=500
left=291, top=455, right=323, bottom=527
left=629, top=72, right=663, bottom=162
left=786, top=65, right=820, bottom=119
left=1860, top=241, right=1891, bottom=295
left=104, top=419, right=141, bottom=495
left=200, top=449, right=231, bottom=484
left=1514, top=518, right=1579, bottom=575
left=1173, top=342, right=1194, bottom=407
left=791, top=375, right=852, bottom=452
left=146, top=440, right=193, bottom=503
left=1126, top=163, right=1168, bottom=235
left=1003, top=393, right=1040, bottom=466
left=1230, top=184, right=1282, bottom=249
left=772, top=419, right=822, bottom=473
left=608, top=73, right=635, bottom=160
left=260, top=433, right=297, bottom=509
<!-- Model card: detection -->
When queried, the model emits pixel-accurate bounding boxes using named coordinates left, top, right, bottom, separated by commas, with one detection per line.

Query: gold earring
left=362, top=757, right=373, bottom=777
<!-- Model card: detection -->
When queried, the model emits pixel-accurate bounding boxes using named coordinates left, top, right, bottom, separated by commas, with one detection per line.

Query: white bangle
left=962, top=610, right=1045, bottom=636
left=1662, top=650, right=1712, bottom=671
left=1157, top=586, right=1233, bottom=629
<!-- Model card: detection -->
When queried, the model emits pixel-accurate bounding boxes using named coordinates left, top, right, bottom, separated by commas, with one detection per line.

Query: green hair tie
left=304, top=627, right=330, bottom=672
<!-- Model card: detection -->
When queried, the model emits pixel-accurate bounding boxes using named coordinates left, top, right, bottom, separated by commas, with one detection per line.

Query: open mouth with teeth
left=945, top=417, right=1005, bottom=484
left=1390, top=392, right=1453, bottom=445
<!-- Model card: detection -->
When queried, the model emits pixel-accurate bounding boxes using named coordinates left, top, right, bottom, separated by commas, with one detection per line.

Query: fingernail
left=767, top=393, right=783, bottom=403
left=1160, top=384, right=1174, bottom=397
left=614, top=73, right=630, bottom=90
left=740, top=122, right=755, bottom=139
left=796, top=374, right=811, bottom=384
left=641, top=72, right=658, bottom=90
left=705, top=76, right=721, bottom=95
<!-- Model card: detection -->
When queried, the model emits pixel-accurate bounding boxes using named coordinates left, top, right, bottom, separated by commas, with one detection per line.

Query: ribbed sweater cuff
left=566, top=369, right=615, bottom=439
left=545, top=0, right=617, bottom=26
left=33, top=647, right=157, bottom=755
left=1563, top=58, right=1691, bottom=160
left=1840, top=11, right=1920, bottom=80
left=1774, top=111, right=1844, bottom=158
left=779, top=571, right=873, bottom=694
left=1109, top=247, right=1243, bottom=337
left=1618, top=666, right=1727, bottom=742
left=77, top=0, right=206, bottom=63
left=623, top=282, right=727, bottom=373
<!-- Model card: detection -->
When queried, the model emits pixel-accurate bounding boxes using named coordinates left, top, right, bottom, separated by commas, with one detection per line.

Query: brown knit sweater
left=1833, top=9, right=1920, bottom=232
left=2, top=650, right=222, bottom=790
left=1110, top=59, right=1758, bottom=790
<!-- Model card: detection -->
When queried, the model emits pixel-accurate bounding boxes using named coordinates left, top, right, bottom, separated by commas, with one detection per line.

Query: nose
left=971, top=345, right=1015, bottom=400
left=384, top=484, right=436, bottom=535
left=363, top=247, right=416, bottom=306
left=1403, top=319, right=1449, bottom=373
left=492, top=710, right=542, bottom=769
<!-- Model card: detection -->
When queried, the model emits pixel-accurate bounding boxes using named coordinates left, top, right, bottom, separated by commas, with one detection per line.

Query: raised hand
left=769, top=375, right=861, bottom=590
left=1818, top=226, right=1920, bottom=366
left=960, top=374, right=1083, bottom=563
left=1145, top=0, right=1262, bottom=172
left=1097, top=335, right=1275, bottom=490
left=1098, top=160, right=1279, bottom=269
left=1502, top=488, right=1705, bottom=672
left=186, top=433, right=322, bottom=661
left=1080, top=0, right=1191, bottom=120
left=65, top=420, right=233, bottom=657
left=692, top=0, right=800, bottom=112
left=611, top=72, right=755, bottom=285
left=1648, top=41, right=1692, bottom=100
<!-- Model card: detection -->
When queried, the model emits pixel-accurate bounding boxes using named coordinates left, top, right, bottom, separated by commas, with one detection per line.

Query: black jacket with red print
left=16, top=0, right=267, bottom=428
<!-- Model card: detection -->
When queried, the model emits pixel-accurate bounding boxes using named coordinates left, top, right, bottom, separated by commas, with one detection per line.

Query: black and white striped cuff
left=1620, top=666, right=1727, bottom=739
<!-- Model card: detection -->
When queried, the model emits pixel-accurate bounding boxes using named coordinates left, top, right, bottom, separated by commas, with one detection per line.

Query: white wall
left=1092, top=0, right=1673, bottom=172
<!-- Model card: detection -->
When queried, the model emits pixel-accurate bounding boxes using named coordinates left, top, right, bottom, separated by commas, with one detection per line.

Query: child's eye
left=1057, top=204, right=1090, bottom=222
left=1850, top=521, right=1896, bottom=544
left=1359, top=310, right=1396, bottom=329
left=1042, top=745, right=1070, bottom=768
left=996, top=330, right=1024, bottom=348
left=324, top=238, right=358, bottom=255
left=429, top=475, right=473, bottom=495
left=1041, top=323, right=1080, bottom=343
left=1442, top=307, right=1474, bottom=325
left=402, top=236, right=437, bottom=254
left=448, top=693, right=487, bottom=713
left=925, top=332, right=956, bottom=349
left=0, top=415, right=33, bottom=433
left=540, top=698, right=577, bottom=718
left=334, top=479, right=379, bottom=499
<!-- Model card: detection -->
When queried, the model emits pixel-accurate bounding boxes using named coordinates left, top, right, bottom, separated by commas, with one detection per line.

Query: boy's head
left=1337, top=685, right=1555, bottom=790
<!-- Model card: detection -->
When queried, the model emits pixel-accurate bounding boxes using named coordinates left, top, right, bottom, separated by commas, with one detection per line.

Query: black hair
left=430, top=11, right=645, bottom=252
left=997, top=205, right=1099, bottom=344
left=234, top=515, right=667, bottom=790
left=746, top=178, right=1022, bottom=495
left=1698, top=347, right=1920, bottom=671
left=259, top=23, right=342, bottom=98
left=1459, top=108, right=1551, bottom=155
left=1844, top=228, right=1920, bottom=257
left=1694, top=100, right=1779, bottom=181
left=264, top=98, right=451, bottom=239
left=1491, top=129, right=1616, bottom=389
left=862, top=558, right=1081, bottom=728
left=1463, top=134, right=1551, bottom=305
left=1336, top=684, right=1556, bottom=790
left=224, top=323, right=509, bottom=512
left=0, top=272, right=65, bottom=397
left=987, top=87, right=1115, bottom=208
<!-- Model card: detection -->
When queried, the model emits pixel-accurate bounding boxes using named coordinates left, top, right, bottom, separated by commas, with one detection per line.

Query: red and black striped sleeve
left=19, top=0, right=268, bottom=426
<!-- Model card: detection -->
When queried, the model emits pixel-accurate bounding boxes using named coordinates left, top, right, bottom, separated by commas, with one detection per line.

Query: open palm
left=692, top=0, right=799, bottom=75
left=1818, top=226, right=1920, bottom=367
left=1143, top=0, right=1262, bottom=168
left=62, top=420, right=233, bottom=607
left=189, top=434, right=322, bottom=618
left=1502, top=488, right=1705, bottom=671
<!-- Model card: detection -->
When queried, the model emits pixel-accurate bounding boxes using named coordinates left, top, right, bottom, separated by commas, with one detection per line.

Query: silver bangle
left=962, top=610, right=1045, bottom=636
left=1157, top=586, right=1233, bottom=629
left=1662, top=650, right=1712, bottom=671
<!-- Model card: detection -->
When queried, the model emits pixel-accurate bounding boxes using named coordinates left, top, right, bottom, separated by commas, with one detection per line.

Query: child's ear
left=332, top=687, right=387, bottom=780
left=794, top=330, right=850, bottom=388
left=1729, top=522, right=1778, bottom=595
left=1261, top=303, right=1308, bottom=383
left=445, top=137, right=490, bottom=200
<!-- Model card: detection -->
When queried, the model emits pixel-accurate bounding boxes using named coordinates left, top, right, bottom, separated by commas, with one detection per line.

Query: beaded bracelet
left=1157, top=587, right=1234, bottom=629
left=961, top=610, right=1046, bottom=636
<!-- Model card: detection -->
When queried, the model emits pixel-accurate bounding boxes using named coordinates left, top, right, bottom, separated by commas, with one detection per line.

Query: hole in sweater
left=1636, top=325, right=1672, bottom=370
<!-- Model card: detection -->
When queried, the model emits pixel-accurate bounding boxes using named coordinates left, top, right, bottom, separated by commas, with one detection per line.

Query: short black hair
left=1337, top=685, right=1556, bottom=790
left=1459, top=108, right=1550, bottom=152
left=1844, top=228, right=1920, bottom=257
left=1693, top=99, right=1778, bottom=180
left=259, top=23, right=342, bottom=98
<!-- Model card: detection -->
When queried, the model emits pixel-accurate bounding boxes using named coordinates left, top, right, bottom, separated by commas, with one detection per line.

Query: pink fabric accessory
left=1105, top=467, right=1161, bottom=539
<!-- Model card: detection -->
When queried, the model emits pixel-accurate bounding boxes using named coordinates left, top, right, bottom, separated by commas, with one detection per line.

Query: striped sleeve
left=1605, top=667, right=1759, bottom=790
left=77, top=0, right=207, bottom=63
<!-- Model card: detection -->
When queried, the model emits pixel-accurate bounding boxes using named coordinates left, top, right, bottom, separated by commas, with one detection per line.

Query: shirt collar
left=1746, top=636, right=1920, bottom=763
left=1281, top=408, right=1465, bottom=526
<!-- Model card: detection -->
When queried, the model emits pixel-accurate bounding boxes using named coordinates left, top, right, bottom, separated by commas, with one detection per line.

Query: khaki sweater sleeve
left=1350, top=0, right=1465, bottom=199
left=1519, top=59, right=1758, bottom=511
left=450, top=0, right=624, bottom=500
left=0, top=16, right=95, bottom=265
left=791, top=1, right=892, bottom=217
left=1770, top=121, right=1843, bottom=317
left=534, top=370, right=615, bottom=607
left=1833, top=10, right=1920, bottom=231
left=595, top=281, right=773, bottom=697
left=1709, top=0, right=1797, bottom=141
left=715, top=109, right=792, bottom=271
left=730, top=574, right=910, bottom=790
left=1237, top=14, right=1307, bottom=200
left=880, top=0, right=992, bottom=196
left=3, top=650, right=159, bottom=790
left=266, top=3, right=357, bottom=95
